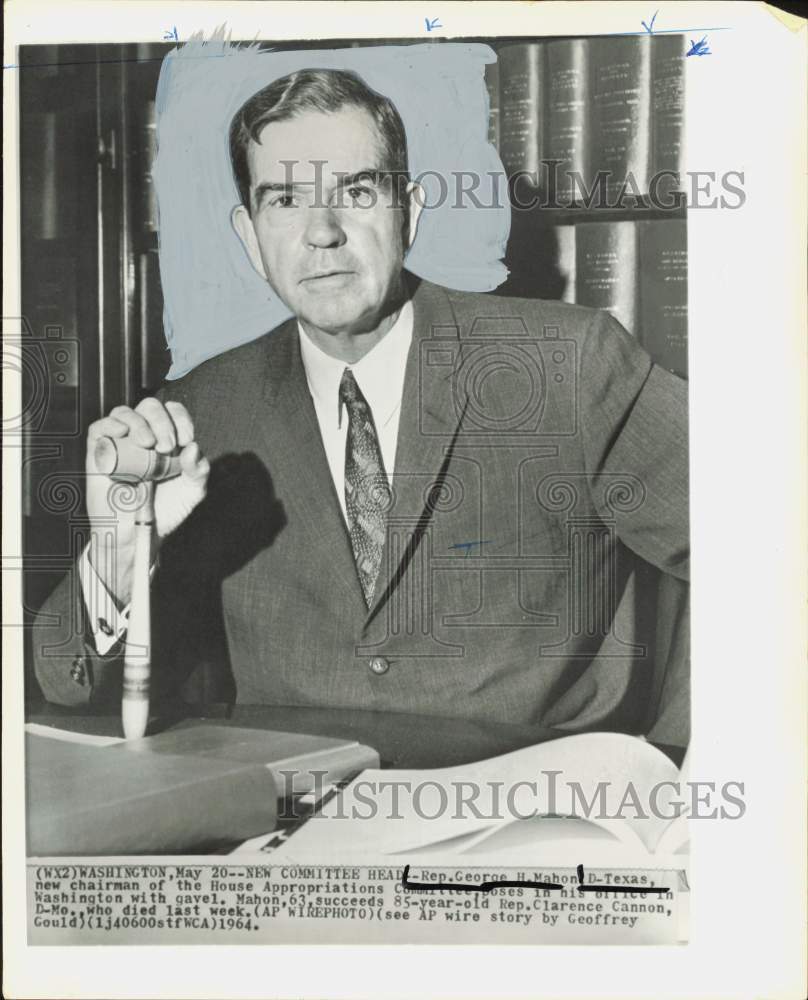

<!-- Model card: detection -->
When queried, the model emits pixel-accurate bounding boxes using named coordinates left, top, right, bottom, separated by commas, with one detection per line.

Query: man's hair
left=228, top=68, right=410, bottom=213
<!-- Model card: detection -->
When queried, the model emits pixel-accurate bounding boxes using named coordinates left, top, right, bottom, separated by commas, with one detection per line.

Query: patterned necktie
left=339, top=367, right=391, bottom=607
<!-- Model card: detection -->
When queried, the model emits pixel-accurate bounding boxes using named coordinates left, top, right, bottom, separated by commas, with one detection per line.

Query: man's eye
left=269, top=194, right=296, bottom=208
left=346, top=185, right=374, bottom=206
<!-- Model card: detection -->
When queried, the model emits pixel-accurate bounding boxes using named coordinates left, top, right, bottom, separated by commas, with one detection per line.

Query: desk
left=28, top=704, right=686, bottom=769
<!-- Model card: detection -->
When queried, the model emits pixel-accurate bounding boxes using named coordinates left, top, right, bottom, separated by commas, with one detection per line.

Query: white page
left=270, top=731, right=680, bottom=861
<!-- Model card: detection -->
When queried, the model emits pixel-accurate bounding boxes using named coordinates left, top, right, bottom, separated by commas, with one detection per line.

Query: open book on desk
left=262, top=732, right=690, bottom=867
left=25, top=722, right=378, bottom=856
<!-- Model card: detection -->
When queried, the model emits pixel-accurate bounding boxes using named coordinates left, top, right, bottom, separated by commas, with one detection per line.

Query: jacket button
left=70, top=655, right=86, bottom=685
left=369, top=656, right=390, bottom=676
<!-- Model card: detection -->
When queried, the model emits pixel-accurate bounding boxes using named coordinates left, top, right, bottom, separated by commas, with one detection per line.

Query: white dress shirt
left=298, top=299, right=413, bottom=520
left=80, top=299, right=414, bottom=655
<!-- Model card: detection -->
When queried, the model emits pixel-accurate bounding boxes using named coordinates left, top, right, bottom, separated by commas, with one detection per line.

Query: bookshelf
left=482, top=35, right=689, bottom=748
left=484, top=35, right=688, bottom=381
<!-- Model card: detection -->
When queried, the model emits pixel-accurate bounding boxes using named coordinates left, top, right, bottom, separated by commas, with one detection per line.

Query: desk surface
left=28, top=704, right=686, bottom=769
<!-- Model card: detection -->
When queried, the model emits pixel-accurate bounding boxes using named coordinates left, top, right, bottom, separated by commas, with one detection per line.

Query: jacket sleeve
left=579, top=308, right=690, bottom=581
left=31, top=540, right=232, bottom=709
left=31, top=566, right=125, bottom=707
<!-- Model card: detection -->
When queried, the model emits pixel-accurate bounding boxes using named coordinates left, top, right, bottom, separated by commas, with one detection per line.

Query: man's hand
left=86, top=398, right=210, bottom=604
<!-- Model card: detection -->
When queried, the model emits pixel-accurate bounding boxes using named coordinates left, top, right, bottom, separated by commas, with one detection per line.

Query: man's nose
left=303, top=206, right=346, bottom=250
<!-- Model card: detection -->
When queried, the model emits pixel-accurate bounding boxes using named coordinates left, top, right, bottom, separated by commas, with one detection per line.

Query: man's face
left=232, top=106, right=421, bottom=337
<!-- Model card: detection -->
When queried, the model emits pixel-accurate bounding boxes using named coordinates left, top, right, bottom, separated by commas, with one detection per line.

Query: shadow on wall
left=495, top=179, right=569, bottom=301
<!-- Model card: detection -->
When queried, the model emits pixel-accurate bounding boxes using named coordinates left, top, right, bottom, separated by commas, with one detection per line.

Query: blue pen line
left=4, top=25, right=734, bottom=71
left=600, top=26, right=731, bottom=35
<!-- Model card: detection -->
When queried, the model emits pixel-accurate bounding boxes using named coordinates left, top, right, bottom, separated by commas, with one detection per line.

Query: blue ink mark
left=686, top=35, right=711, bottom=56
left=599, top=25, right=730, bottom=37
left=449, top=540, right=491, bottom=558
left=641, top=10, right=658, bottom=33
left=163, top=26, right=179, bottom=42
left=425, top=17, right=443, bottom=32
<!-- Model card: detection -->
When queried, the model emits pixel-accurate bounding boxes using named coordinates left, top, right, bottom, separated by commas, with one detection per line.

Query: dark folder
left=25, top=724, right=378, bottom=856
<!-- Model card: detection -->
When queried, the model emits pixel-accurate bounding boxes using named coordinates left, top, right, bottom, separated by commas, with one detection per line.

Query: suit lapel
left=250, top=280, right=470, bottom=627
left=255, top=319, right=367, bottom=615
left=367, top=278, right=468, bottom=622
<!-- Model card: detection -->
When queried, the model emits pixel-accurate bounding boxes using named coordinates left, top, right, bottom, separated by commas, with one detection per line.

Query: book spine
left=545, top=39, right=589, bottom=206
left=497, top=43, right=544, bottom=179
left=554, top=224, right=576, bottom=303
left=590, top=36, right=653, bottom=201
left=574, top=221, right=639, bottom=335
left=638, top=220, right=688, bottom=377
left=484, top=58, right=500, bottom=150
left=650, top=35, right=686, bottom=198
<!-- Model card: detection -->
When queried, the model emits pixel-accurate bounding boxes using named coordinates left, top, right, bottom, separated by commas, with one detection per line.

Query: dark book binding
left=650, top=35, right=686, bottom=201
left=638, top=219, right=688, bottom=378
left=497, top=43, right=544, bottom=178
left=545, top=39, right=590, bottom=206
left=574, top=221, right=639, bottom=335
left=589, top=36, right=653, bottom=200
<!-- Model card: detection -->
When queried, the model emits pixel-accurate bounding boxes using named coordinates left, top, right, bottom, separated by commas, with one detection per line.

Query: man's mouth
left=300, top=270, right=355, bottom=285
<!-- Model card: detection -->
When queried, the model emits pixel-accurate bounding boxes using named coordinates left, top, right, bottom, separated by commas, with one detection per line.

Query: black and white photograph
left=3, top=1, right=806, bottom=996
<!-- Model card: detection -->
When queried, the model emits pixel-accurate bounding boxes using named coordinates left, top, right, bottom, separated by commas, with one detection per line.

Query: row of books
left=486, top=35, right=685, bottom=204
left=554, top=218, right=687, bottom=378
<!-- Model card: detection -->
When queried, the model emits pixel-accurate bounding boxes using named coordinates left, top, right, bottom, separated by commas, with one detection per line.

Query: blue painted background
left=153, top=39, right=508, bottom=377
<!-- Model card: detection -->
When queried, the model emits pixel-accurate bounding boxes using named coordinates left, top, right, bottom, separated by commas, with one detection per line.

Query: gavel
left=95, top=435, right=182, bottom=740
left=94, top=434, right=183, bottom=483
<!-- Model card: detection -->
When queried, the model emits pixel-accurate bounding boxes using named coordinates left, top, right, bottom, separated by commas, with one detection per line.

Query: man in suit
left=32, top=69, right=689, bottom=743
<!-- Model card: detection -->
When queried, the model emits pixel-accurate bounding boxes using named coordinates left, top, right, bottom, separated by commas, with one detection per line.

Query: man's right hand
left=86, top=398, right=210, bottom=605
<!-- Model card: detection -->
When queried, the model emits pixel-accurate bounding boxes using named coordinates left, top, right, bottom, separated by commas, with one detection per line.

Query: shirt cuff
left=78, top=544, right=154, bottom=656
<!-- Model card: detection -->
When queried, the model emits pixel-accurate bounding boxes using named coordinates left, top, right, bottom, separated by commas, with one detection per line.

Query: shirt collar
left=298, top=298, right=414, bottom=427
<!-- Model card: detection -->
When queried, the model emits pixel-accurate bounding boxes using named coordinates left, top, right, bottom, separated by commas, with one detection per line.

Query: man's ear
left=403, top=181, right=425, bottom=252
left=231, top=205, right=268, bottom=280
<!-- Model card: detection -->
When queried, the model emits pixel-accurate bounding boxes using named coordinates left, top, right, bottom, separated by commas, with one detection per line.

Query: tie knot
left=339, top=368, right=366, bottom=411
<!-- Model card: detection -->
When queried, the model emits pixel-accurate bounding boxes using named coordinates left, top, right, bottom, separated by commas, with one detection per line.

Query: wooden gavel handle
left=122, top=484, right=155, bottom=740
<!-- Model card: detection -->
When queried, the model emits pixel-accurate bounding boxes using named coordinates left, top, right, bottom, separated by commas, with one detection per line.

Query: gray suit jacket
left=32, top=277, right=690, bottom=744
